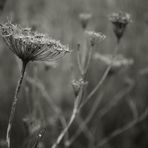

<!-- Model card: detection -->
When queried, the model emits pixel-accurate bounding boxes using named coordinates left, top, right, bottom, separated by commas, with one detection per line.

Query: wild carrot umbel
left=85, top=30, right=106, bottom=47
left=84, top=31, right=106, bottom=74
left=0, top=23, right=69, bottom=63
left=109, top=11, right=131, bottom=43
left=77, top=31, right=105, bottom=76
left=0, top=22, right=69, bottom=148
left=72, top=78, right=87, bottom=97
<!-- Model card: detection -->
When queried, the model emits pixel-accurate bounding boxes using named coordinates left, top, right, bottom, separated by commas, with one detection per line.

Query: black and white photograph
left=0, top=0, right=148, bottom=148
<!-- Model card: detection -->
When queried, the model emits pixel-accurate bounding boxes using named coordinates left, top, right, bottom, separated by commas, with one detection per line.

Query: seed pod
left=109, top=11, right=132, bottom=42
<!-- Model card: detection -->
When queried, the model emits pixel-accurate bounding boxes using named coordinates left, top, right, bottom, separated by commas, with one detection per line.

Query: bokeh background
left=1, top=0, right=148, bottom=148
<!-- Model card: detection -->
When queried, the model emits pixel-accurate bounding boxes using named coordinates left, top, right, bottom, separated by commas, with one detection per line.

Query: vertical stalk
left=6, top=61, right=27, bottom=148
left=51, top=88, right=83, bottom=148
left=66, top=40, right=121, bottom=147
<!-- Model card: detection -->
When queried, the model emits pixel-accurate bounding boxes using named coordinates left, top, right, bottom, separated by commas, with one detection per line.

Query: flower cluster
left=0, top=22, right=70, bottom=63
left=85, top=30, right=106, bottom=46
left=109, top=11, right=131, bottom=41
left=72, top=78, right=87, bottom=97
left=79, top=13, right=92, bottom=29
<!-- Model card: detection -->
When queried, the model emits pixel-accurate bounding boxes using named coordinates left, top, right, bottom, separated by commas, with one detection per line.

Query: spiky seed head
left=109, top=11, right=132, bottom=42
left=85, top=30, right=106, bottom=46
left=79, top=13, right=92, bottom=29
left=72, top=78, right=87, bottom=97
left=0, top=22, right=70, bottom=64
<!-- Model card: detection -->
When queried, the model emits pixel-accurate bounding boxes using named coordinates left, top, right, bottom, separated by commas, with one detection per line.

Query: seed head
left=85, top=30, right=106, bottom=46
left=72, top=78, right=87, bottom=97
left=0, top=22, right=70, bottom=64
left=79, top=13, right=92, bottom=29
left=109, top=11, right=131, bottom=42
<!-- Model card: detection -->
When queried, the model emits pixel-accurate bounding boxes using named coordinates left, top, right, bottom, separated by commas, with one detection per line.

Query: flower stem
left=51, top=88, right=83, bottom=148
left=6, top=61, right=27, bottom=148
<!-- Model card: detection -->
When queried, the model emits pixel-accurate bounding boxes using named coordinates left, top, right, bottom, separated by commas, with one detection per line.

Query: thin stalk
left=76, top=44, right=84, bottom=75
left=83, top=45, right=93, bottom=75
left=66, top=93, right=104, bottom=147
left=6, top=60, right=27, bottom=148
left=96, top=107, right=148, bottom=148
left=79, top=64, right=111, bottom=110
left=32, top=128, right=46, bottom=148
left=26, top=77, right=69, bottom=142
left=51, top=88, right=83, bottom=148
left=67, top=84, right=133, bottom=147
left=79, top=42, right=120, bottom=110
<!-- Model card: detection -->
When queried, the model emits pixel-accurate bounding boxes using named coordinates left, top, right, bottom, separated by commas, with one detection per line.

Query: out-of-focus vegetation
left=1, top=0, right=148, bottom=148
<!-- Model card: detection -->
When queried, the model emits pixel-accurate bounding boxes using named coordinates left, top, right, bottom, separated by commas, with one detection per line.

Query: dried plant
left=76, top=31, right=106, bottom=76
left=0, top=7, right=146, bottom=148
left=51, top=30, right=106, bottom=148
left=0, top=23, right=69, bottom=63
left=64, top=12, right=133, bottom=148
left=0, top=22, right=70, bottom=148
left=109, top=11, right=132, bottom=43
left=51, top=84, right=84, bottom=148
left=85, top=30, right=106, bottom=47
left=72, top=78, right=88, bottom=97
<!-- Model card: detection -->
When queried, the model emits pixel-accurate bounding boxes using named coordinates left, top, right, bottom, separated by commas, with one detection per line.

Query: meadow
left=0, top=0, right=148, bottom=148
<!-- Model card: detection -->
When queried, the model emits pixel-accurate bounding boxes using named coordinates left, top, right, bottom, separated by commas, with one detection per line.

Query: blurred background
left=1, top=0, right=148, bottom=148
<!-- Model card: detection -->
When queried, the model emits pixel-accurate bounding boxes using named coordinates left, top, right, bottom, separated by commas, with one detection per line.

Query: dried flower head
left=94, top=53, right=134, bottom=68
left=72, top=78, right=87, bottom=97
left=85, top=30, right=106, bottom=46
left=0, top=22, right=70, bottom=64
left=79, top=13, right=92, bottom=29
left=109, top=11, right=131, bottom=42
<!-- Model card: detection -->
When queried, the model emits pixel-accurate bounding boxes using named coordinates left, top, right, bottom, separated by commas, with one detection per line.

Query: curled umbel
left=0, top=22, right=70, bottom=64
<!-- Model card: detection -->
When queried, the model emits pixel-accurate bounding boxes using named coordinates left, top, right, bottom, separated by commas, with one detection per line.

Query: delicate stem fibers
left=6, top=61, right=27, bottom=148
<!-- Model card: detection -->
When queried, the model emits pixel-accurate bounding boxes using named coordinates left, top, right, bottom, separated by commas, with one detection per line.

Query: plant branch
left=51, top=88, right=83, bottom=148
left=6, top=61, right=27, bottom=148
left=79, top=43, right=119, bottom=110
